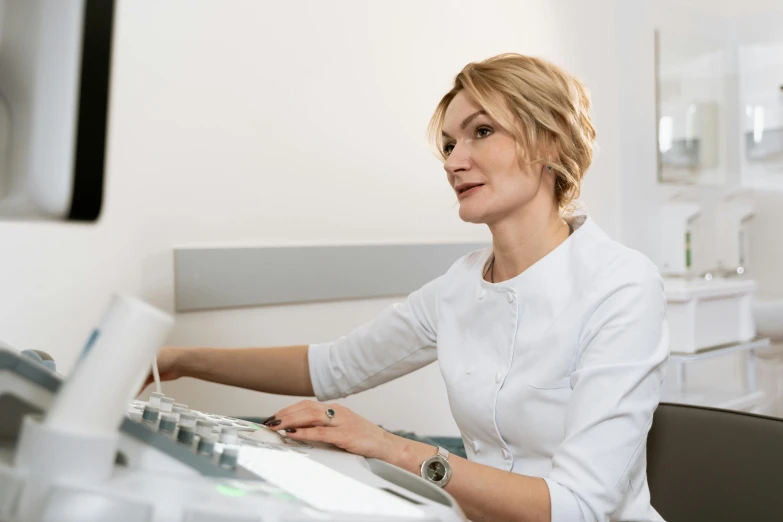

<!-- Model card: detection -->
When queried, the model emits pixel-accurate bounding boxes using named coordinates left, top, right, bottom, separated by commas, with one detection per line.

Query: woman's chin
left=458, top=205, right=488, bottom=224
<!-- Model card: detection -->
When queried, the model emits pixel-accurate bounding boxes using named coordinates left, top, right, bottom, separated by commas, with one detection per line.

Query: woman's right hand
left=139, top=346, right=187, bottom=393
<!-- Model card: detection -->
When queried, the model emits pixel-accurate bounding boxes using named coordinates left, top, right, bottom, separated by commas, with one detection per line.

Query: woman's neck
left=487, top=204, right=570, bottom=283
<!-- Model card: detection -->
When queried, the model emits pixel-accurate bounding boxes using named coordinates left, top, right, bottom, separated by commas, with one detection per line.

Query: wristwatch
left=420, top=446, right=452, bottom=488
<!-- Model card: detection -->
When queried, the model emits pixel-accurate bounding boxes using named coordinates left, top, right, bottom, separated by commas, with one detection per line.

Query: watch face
left=426, top=460, right=447, bottom=482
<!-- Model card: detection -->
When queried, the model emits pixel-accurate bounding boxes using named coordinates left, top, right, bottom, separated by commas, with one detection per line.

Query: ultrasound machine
left=0, top=2, right=465, bottom=520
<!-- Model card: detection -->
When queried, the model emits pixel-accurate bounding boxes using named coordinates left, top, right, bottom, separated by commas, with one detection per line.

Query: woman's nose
left=444, top=142, right=471, bottom=174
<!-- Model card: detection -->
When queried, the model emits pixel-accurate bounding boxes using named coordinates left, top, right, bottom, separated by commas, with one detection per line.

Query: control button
left=148, top=392, right=164, bottom=408
left=502, top=448, right=511, bottom=460
left=158, top=413, right=178, bottom=435
left=141, top=405, right=159, bottom=423
left=219, top=426, right=239, bottom=445
left=219, top=447, right=239, bottom=470
left=507, top=292, right=514, bottom=303
left=177, top=426, right=196, bottom=446
left=495, top=371, right=502, bottom=383
left=179, top=412, right=197, bottom=429
left=196, top=419, right=218, bottom=437
left=197, top=435, right=218, bottom=456
left=159, top=397, right=175, bottom=413
left=472, top=440, right=480, bottom=453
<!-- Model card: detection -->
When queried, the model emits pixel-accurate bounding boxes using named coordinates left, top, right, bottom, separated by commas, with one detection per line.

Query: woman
left=150, top=54, right=668, bottom=522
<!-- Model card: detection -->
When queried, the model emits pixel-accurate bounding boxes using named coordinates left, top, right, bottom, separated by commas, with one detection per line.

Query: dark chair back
left=647, top=402, right=783, bottom=521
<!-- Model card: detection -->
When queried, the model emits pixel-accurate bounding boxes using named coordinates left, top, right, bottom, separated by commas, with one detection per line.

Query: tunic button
left=502, top=448, right=511, bottom=460
left=472, top=440, right=480, bottom=453
left=495, top=371, right=502, bottom=383
left=479, top=289, right=486, bottom=300
left=507, top=292, right=514, bottom=303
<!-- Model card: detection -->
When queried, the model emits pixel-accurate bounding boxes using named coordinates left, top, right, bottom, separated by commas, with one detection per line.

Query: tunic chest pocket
left=520, top=331, right=578, bottom=390
left=528, top=376, right=571, bottom=390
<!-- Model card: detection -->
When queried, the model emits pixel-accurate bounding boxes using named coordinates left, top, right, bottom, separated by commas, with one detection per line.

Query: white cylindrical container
left=45, top=294, right=174, bottom=437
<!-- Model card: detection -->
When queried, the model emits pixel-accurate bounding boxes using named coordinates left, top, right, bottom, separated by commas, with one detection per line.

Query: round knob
left=219, top=426, right=239, bottom=444
left=197, top=435, right=218, bottom=456
left=177, top=426, right=196, bottom=446
left=179, top=412, right=197, bottom=429
left=159, top=397, right=175, bottom=413
left=158, top=413, right=178, bottom=434
left=219, top=447, right=239, bottom=469
left=196, top=419, right=218, bottom=437
left=148, top=392, right=165, bottom=408
left=141, top=405, right=160, bottom=423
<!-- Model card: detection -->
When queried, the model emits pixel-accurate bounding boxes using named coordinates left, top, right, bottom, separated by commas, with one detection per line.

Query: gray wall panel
left=175, top=243, right=489, bottom=311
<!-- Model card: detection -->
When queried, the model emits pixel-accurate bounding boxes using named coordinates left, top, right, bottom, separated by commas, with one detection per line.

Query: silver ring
left=325, top=408, right=336, bottom=422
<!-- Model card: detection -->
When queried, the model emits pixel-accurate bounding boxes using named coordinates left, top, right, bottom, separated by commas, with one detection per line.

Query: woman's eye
left=476, top=126, right=493, bottom=139
left=443, top=143, right=455, bottom=156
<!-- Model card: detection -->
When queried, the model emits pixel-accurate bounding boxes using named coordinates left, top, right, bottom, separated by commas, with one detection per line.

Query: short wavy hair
left=428, top=53, right=596, bottom=214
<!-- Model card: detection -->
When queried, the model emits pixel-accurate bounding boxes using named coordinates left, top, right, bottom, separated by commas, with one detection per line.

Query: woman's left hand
left=263, top=400, right=397, bottom=460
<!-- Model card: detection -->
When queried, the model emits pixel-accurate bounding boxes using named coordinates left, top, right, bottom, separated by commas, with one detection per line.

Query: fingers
left=266, top=399, right=315, bottom=422
left=283, top=426, right=335, bottom=444
left=264, top=400, right=336, bottom=430
left=271, top=406, right=330, bottom=430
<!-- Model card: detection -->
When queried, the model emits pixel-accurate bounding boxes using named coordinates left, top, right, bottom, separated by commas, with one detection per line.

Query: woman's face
left=441, top=91, right=553, bottom=225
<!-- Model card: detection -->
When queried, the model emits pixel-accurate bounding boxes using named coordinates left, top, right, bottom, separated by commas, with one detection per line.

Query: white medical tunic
left=308, top=216, right=668, bottom=522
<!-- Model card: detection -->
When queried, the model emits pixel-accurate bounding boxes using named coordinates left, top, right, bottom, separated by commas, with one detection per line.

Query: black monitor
left=0, top=0, right=115, bottom=222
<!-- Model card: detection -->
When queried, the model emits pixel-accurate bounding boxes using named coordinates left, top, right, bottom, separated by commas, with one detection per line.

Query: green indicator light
left=216, top=484, right=247, bottom=498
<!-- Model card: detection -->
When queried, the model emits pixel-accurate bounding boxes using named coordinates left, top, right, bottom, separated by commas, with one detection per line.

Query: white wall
left=0, top=0, right=622, bottom=436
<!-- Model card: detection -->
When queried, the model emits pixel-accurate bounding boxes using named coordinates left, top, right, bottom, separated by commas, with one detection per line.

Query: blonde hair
left=428, top=53, right=596, bottom=214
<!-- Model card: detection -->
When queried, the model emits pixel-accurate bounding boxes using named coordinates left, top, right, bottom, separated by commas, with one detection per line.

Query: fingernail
left=285, top=428, right=297, bottom=433
left=261, top=416, right=276, bottom=425
left=266, top=420, right=281, bottom=427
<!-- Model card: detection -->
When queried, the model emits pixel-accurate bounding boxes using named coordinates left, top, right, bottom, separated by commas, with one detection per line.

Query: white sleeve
left=307, top=275, right=442, bottom=401
left=545, top=256, right=669, bottom=522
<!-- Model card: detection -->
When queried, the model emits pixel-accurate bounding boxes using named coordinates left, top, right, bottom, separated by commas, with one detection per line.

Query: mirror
left=655, top=28, right=728, bottom=186
left=737, top=18, right=783, bottom=189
